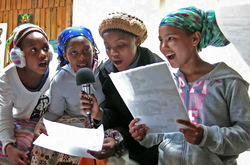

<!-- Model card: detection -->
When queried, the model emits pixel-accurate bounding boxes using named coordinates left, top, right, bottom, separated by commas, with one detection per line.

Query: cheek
left=106, top=51, right=112, bottom=58
left=159, top=43, right=164, bottom=54
left=86, top=55, right=94, bottom=66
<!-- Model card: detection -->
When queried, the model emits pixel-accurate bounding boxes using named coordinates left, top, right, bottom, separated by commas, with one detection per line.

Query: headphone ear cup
left=10, top=47, right=26, bottom=68
left=49, top=44, right=54, bottom=62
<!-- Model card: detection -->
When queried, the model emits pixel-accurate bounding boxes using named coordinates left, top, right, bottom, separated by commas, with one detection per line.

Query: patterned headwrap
left=159, top=6, right=230, bottom=50
left=58, top=26, right=98, bottom=72
left=6, top=23, right=48, bottom=55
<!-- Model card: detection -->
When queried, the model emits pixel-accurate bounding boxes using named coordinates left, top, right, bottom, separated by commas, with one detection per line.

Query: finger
left=18, top=160, right=28, bottom=165
left=131, top=126, right=147, bottom=140
left=82, top=120, right=89, bottom=126
left=129, top=118, right=140, bottom=130
left=133, top=132, right=146, bottom=141
left=20, top=152, right=29, bottom=165
left=179, top=127, right=194, bottom=136
left=176, top=119, right=196, bottom=129
left=41, top=127, right=48, bottom=136
left=102, top=138, right=115, bottom=150
left=88, top=94, right=97, bottom=102
left=137, top=125, right=148, bottom=135
left=81, top=93, right=93, bottom=101
left=80, top=98, right=93, bottom=105
left=80, top=105, right=92, bottom=111
left=80, top=103, right=92, bottom=112
left=87, top=150, right=103, bottom=159
left=130, top=123, right=145, bottom=134
left=78, top=91, right=83, bottom=97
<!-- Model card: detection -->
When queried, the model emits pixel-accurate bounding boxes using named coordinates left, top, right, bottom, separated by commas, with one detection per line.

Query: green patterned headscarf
left=159, top=6, right=230, bottom=50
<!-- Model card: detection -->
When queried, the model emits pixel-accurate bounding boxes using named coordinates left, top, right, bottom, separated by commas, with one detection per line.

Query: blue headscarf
left=58, top=26, right=97, bottom=65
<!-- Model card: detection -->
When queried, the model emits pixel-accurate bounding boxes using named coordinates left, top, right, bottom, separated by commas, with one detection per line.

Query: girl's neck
left=17, top=67, right=44, bottom=90
left=180, top=59, right=215, bottom=83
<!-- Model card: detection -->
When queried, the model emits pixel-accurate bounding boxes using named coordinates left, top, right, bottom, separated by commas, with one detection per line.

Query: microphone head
left=76, top=68, right=95, bottom=86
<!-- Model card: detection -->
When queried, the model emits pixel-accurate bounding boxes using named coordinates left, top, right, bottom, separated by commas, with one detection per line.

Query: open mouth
left=114, top=60, right=122, bottom=66
left=78, top=64, right=88, bottom=68
left=39, top=61, right=48, bottom=68
left=165, top=53, right=175, bottom=60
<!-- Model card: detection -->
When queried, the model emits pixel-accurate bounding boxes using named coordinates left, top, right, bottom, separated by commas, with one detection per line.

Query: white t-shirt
left=0, top=63, right=57, bottom=154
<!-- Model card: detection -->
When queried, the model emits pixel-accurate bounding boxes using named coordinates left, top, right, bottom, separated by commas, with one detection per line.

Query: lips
left=39, top=61, right=48, bottom=68
left=165, top=53, right=175, bottom=60
left=78, top=64, right=88, bottom=68
left=114, top=60, right=122, bottom=65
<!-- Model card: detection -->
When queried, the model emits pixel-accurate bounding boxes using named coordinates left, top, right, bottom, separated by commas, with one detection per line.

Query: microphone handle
left=86, top=112, right=92, bottom=128
left=82, top=84, right=91, bottom=94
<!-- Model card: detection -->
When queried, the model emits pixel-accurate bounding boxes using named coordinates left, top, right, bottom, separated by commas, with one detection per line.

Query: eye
left=168, top=37, right=174, bottom=41
left=105, top=46, right=110, bottom=51
left=43, top=45, right=49, bottom=52
left=83, top=48, right=91, bottom=54
left=31, top=47, right=37, bottom=53
left=117, top=44, right=125, bottom=48
left=71, top=50, right=78, bottom=56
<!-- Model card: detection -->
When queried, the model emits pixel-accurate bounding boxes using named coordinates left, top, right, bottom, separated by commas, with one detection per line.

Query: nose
left=160, top=40, right=170, bottom=54
left=39, top=49, right=48, bottom=59
left=161, top=40, right=169, bottom=48
left=77, top=52, right=87, bottom=61
left=110, top=48, right=118, bottom=59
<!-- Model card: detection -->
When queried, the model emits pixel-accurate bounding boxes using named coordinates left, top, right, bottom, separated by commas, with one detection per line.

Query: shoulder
left=138, top=47, right=164, bottom=64
left=211, top=62, right=246, bottom=83
left=0, top=63, right=15, bottom=76
left=0, top=64, right=17, bottom=84
left=52, top=67, right=71, bottom=84
left=100, top=59, right=115, bottom=74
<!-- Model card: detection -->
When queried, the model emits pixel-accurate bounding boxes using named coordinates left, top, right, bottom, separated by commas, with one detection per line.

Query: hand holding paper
left=33, top=119, right=104, bottom=158
left=110, top=62, right=190, bottom=134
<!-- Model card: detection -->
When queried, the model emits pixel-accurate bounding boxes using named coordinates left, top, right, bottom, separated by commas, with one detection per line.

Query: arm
left=0, top=73, right=16, bottom=155
left=0, top=72, right=29, bottom=165
left=199, top=79, right=250, bottom=155
left=34, top=79, right=64, bottom=137
left=42, top=79, right=65, bottom=121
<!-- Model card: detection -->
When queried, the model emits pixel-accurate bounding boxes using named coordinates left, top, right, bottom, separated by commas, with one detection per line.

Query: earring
left=10, top=47, right=26, bottom=68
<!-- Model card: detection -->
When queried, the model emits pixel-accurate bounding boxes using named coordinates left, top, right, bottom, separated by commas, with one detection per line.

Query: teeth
left=166, top=53, right=175, bottom=57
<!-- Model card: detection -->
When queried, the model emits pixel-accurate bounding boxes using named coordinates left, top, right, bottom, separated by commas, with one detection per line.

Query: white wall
left=72, top=0, right=250, bottom=84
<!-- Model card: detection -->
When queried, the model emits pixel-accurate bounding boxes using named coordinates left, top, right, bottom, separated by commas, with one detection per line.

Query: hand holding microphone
left=76, top=68, right=98, bottom=165
left=76, top=68, right=102, bottom=124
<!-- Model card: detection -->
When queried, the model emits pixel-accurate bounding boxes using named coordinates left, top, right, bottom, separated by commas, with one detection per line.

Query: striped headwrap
left=6, top=23, right=48, bottom=55
left=159, top=6, right=230, bottom=50
left=58, top=26, right=99, bottom=72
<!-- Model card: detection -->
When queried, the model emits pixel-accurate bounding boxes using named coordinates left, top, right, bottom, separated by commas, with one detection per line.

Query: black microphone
left=76, top=67, right=95, bottom=129
left=76, top=67, right=95, bottom=94
left=76, top=68, right=98, bottom=165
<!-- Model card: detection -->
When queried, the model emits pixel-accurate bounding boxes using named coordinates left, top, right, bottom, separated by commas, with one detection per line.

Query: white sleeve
left=0, top=73, right=16, bottom=155
left=139, top=133, right=165, bottom=149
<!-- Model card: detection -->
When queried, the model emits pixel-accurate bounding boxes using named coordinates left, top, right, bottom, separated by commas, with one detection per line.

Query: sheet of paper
left=110, top=61, right=189, bottom=134
left=33, top=119, right=104, bottom=158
